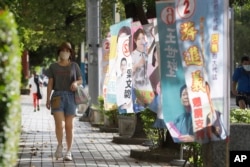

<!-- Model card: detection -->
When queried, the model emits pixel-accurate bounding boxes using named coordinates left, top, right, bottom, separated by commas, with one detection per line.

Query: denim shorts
left=236, top=92, right=250, bottom=107
left=50, top=91, right=76, bottom=116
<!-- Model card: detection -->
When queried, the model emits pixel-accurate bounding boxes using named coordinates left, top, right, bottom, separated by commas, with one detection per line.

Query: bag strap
left=72, top=63, right=77, bottom=81
left=34, top=75, right=41, bottom=93
left=72, top=62, right=85, bottom=88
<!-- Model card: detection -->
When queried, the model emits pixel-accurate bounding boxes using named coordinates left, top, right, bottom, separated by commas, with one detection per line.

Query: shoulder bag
left=72, top=63, right=90, bottom=105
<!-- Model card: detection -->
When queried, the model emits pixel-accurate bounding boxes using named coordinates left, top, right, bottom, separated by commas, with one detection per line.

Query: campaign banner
left=175, top=0, right=229, bottom=143
left=156, top=1, right=187, bottom=143
left=130, top=20, right=159, bottom=113
left=103, top=18, right=134, bottom=113
left=99, top=36, right=110, bottom=95
left=156, top=0, right=229, bottom=143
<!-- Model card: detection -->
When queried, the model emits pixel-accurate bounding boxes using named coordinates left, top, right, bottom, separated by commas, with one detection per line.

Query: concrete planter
left=103, top=115, right=117, bottom=128
left=229, top=123, right=250, bottom=150
left=89, top=107, right=104, bottom=126
left=117, top=115, right=136, bottom=137
left=202, top=123, right=250, bottom=167
left=98, top=115, right=118, bottom=133
left=103, top=109, right=118, bottom=127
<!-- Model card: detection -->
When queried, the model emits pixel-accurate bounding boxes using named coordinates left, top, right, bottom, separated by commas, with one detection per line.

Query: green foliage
left=103, top=108, right=119, bottom=127
left=230, top=0, right=249, bottom=7
left=12, top=0, right=87, bottom=49
left=184, top=143, right=203, bottom=167
left=3, top=0, right=127, bottom=67
left=230, top=108, right=250, bottom=123
left=233, top=6, right=250, bottom=64
left=140, top=108, right=158, bottom=147
left=91, top=95, right=104, bottom=111
left=98, top=95, right=104, bottom=111
left=93, top=95, right=118, bottom=126
left=0, top=9, right=22, bottom=166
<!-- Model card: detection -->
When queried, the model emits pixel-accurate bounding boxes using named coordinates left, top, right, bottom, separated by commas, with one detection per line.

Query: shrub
left=230, top=108, right=250, bottom=123
left=0, top=9, right=22, bottom=166
left=140, top=108, right=158, bottom=147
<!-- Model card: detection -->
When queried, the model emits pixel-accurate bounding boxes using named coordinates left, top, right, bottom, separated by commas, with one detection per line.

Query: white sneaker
left=64, top=151, right=72, bottom=161
left=54, top=145, right=63, bottom=160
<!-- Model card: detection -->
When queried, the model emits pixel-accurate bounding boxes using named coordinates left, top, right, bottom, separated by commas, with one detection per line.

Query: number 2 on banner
left=104, top=41, right=110, bottom=51
left=176, top=0, right=195, bottom=19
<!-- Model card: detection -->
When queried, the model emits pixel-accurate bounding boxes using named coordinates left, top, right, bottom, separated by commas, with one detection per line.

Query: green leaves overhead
left=8, top=0, right=87, bottom=50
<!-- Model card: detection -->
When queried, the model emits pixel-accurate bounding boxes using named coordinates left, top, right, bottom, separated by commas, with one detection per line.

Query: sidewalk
left=16, top=88, right=172, bottom=167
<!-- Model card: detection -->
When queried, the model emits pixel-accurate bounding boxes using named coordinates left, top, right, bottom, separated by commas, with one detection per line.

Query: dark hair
left=120, top=57, right=127, bottom=65
left=57, top=41, right=74, bottom=60
left=117, top=26, right=131, bottom=39
left=241, top=56, right=249, bottom=63
left=57, top=42, right=72, bottom=54
left=180, top=84, right=187, bottom=97
left=152, top=46, right=157, bottom=67
left=117, top=26, right=131, bottom=52
left=133, top=28, right=145, bottom=50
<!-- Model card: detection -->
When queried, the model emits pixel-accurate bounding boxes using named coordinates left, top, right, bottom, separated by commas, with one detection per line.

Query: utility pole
left=86, top=0, right=101, bottom=105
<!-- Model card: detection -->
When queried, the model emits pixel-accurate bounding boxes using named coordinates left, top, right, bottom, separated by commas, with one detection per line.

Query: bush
left=230, top=108, right=250, bottom=123
left=0, top=9, right=22, bottom=166
left=140, top=108, right=158, bottom=147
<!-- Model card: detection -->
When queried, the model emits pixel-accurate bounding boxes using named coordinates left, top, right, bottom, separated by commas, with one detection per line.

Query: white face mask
left=59, top=51, right=70, bottom=60
left=243, top=65, right=250, bottom=71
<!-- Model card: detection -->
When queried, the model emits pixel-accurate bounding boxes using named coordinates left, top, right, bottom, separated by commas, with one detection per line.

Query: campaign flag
left=156, top=1, right=187, bottom=143
left=103, top=18, right=134, bottom=113
left=99, top=35, right=110, bottom=95
left=130, top=21, right=159, bottom=113
left=156, top=0, right=229, bottom=143
left=175, top=0, right=229, bottom=143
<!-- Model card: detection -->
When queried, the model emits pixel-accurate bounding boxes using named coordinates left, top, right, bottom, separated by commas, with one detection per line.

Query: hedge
left=0, top=9, right=22, bottom=166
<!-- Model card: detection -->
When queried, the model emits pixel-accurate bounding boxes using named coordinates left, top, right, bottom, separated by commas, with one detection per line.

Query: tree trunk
left=124, top=2, right=148, bottom=25
left=131, top=112, right=147, bottom=138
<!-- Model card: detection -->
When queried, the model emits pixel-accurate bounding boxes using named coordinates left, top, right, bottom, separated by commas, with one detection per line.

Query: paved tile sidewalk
left=16, top=89, right=172, bottom=167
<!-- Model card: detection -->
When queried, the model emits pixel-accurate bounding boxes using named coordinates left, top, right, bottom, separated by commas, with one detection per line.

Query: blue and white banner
left=156, top=0, right=187, bottom=143
left=156, top=0, right=229, bottom=143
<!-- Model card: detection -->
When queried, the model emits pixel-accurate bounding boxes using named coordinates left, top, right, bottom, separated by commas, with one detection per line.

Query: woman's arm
left=46, top=78, right=53, bottom=110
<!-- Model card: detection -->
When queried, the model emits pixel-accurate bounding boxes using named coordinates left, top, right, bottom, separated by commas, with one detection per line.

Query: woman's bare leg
left=64, top=115, right=75, bottom=152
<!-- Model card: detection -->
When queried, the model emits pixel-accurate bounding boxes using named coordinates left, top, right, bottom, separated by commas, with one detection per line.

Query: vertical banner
left=156, top=0, right=229, bottom=143
left=130, top=21, right=158, bottom=113
left=99, top=35, right=110, bottom=95
left=175, top=0, right=229, bottom=143
left=103, top=19, right=134, bottom=113
left=156, top=1, right=187, bottom=143
left=146, top=18, right=166, bottom=128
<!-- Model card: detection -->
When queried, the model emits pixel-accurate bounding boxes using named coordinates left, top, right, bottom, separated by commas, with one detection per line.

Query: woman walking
left=46, top=42, right=82, bottom=161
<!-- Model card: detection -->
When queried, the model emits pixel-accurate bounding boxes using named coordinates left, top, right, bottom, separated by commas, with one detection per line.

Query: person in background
left=84, top=53, right=88, bottom=85
left=46, top=42, right=83, bottom=161
left=232, top=56, right=250, bottom=109
left=28, top=71, right=42, bottom=112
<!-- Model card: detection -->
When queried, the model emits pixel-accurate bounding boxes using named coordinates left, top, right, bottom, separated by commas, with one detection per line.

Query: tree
left=232, top=3, right=250, bottom=63
left=3, top=0, right=118, bottom=67
left=230, top=0, right=250, bottom=7
left=120, top=0, right=156, bottom=25
left=8, top=0, right=87, bottom=49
